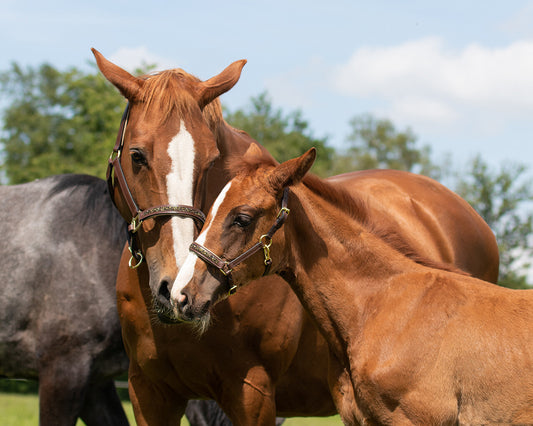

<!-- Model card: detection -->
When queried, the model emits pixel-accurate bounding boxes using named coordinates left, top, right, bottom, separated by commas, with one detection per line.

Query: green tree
left=333, top=113, right=441, bottom=178
left=455, top=155, right=533, bottom=289
left=225, top=92, right=335, bottom=177
left=0, top=62, right=125, bottom=183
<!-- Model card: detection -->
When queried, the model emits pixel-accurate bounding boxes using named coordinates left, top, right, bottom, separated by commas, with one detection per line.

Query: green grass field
left=0, top=392, right=342, bottom=425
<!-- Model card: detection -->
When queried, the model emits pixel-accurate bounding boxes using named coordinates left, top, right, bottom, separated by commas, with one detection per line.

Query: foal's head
left=169, top=146, right=316, bottom=324
left=93, top=49, right=246, bottom=322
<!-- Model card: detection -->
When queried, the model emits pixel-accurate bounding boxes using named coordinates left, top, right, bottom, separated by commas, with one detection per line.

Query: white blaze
left=171, top=182, right=233, bottom=299
left=167, top=120, right=196, bottom=268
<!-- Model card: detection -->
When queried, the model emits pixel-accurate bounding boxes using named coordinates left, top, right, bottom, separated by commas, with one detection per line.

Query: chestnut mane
left=306, top=173, right=469, bottom=275
left=228, top=154, right=468, bottom=276
left=301, top=172, right=468, bottom=275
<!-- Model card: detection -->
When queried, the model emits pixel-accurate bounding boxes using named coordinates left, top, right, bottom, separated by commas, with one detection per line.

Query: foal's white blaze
left=167, top=120, right=196, bottom=269
left=170, top=182, right=233, bottom=302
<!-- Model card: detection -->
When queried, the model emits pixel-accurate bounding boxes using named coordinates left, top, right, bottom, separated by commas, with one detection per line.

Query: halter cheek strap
left=189, top=188, right=290, bottom=295
left=107, top=103, right=206, bottom=268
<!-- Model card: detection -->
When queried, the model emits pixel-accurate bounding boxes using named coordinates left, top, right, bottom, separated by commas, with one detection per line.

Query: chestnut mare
left=172, top=147, right=533, bottom=425
left=93, top=49, right=499, bottom=424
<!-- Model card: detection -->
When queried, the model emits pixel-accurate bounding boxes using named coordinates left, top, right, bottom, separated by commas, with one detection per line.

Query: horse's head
left=93, top=49, right=246, bottom=323
left=169, top=146, right=316, bottom=325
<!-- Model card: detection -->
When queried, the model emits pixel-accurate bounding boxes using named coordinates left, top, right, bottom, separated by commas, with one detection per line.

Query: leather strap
left=137, top=205, right=205, bottom=227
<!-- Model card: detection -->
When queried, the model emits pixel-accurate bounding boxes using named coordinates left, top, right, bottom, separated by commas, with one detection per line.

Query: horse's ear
left=269, top=148, right=316, bottom=192
left=91, top=48, right=144, bottom=101
left=196, top=60, right=247, bottom=109
left=243, top=142, right=264, bottom=160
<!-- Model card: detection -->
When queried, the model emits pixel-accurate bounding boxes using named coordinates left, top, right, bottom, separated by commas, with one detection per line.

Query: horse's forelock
left=137, top=69, right=224, bottom=128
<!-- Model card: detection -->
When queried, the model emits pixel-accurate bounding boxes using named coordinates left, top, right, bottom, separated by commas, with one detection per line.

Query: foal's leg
left=128, top=361, right=185, bottom=426
left=79, top=380, right=129, bottom=426
left=328, top=356, right=362, bottom=426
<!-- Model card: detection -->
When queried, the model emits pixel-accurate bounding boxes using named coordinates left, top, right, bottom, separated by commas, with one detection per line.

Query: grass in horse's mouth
left=152, top=300, right=212, bottom=336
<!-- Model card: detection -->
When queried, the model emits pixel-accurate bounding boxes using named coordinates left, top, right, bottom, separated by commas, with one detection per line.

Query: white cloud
left=332, top=37, right=533, bottom=129
left=109, top=46, right=177, bottom=73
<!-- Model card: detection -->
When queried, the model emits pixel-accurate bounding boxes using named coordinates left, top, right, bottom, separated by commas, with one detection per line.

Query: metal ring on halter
left=109, top=149, right=121, bottom=162
left=128, top=247, right=143, bottom=269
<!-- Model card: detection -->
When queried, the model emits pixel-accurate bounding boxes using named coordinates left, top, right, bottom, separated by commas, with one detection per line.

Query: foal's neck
left=281, top=183, right=420, bottom=358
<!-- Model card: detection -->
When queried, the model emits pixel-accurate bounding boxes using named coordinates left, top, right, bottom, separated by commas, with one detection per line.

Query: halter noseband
left=107, top=103, right=206, bottom=268
left=189, top=188, right=290, bottom=295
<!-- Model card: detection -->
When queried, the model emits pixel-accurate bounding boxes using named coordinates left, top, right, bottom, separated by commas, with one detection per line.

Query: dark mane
left=139, top=69, right=224, bottom=128
left=300, top=171, right=469, bottom=276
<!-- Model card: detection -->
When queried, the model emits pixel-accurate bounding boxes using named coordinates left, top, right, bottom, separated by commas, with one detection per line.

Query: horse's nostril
left=158, top=279, right=171, bottom=303
left=178, top=291, right=188, bottom=308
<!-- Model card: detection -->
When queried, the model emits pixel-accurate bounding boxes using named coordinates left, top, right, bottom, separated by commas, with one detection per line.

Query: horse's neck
left=215, top=121, right=274, bottom=161
left=281, top=184, right=419, bottom=359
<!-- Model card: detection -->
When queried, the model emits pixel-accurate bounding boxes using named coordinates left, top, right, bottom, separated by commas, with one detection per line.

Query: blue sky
left=2, top=0, right=533, bottom=173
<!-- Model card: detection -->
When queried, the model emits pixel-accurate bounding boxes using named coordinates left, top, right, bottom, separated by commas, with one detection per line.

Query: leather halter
left=189, top=188, right=290, bottom=295
left=107, top=103, right=206, bottom=268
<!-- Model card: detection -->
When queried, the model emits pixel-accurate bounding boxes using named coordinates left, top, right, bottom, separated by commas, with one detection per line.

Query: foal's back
left=329, top=168, right=499, bottom=282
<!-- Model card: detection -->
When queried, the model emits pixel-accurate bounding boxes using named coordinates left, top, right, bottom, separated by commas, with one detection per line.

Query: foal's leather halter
left=189, top=188, right=290, bottom=295
left=107, top=103, right=206, bottom=268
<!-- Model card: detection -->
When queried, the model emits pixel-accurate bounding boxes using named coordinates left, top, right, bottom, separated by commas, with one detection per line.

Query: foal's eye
left=130, top=150, right=147, bottom=166
left=232, top=214, right=252, bottom=228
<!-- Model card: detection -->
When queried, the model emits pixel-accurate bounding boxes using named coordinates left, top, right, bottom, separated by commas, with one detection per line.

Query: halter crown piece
left=107, top=103, right=206, bottom=268
left=189, top=188, right=290, bottom=295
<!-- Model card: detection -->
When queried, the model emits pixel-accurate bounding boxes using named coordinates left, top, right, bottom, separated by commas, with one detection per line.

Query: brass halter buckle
left=260, top=234, right=273, bottom=266
left=130, top=214, right=142, bottom=233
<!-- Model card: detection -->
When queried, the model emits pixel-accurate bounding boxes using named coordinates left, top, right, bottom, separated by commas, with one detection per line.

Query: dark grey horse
left=0, top=174, right=236, bottom=425
left=0, top=174, right=129, bottom=425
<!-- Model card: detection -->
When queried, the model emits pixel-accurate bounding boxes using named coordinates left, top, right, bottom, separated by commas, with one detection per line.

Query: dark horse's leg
left=185, top=400, right=285, bottom=426
left=186, top=400, right=233, bottom=426
left=79, top=380, right=129, bottom=426
left=38, top=352, right=128, bottom=426
left=38, top=354, right=89, bottom=426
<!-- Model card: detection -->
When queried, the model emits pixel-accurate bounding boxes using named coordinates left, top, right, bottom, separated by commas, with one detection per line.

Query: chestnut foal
left=172, top=147, right=533, bottom=425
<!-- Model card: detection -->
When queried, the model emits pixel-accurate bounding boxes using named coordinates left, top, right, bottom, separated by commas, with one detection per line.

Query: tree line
left=1, top=62, right=532, bottom=288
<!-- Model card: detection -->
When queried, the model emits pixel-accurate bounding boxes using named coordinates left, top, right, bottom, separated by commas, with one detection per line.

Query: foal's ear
left=269, top=148, right=316, bottom=192
left=243, top=142, right=264, bottom=159
left=92, top=48, right=144, bottom=101
left=196, top=60, right=247, bottom=109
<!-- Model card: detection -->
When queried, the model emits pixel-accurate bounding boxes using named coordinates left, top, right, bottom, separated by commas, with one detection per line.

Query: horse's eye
left=130, top=150, right=147, bottom=166
left=233, top=214, right=252, bottom=228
